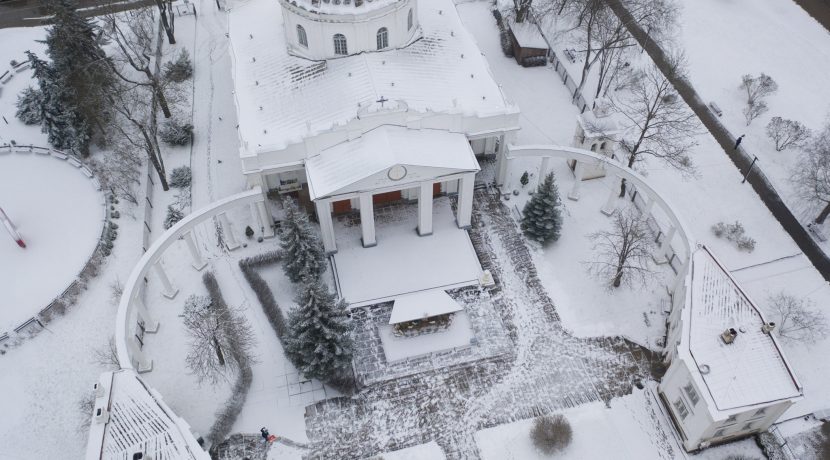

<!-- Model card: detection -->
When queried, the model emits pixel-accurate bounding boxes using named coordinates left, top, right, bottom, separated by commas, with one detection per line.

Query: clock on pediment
left=387, top=165, right=407, bottom=181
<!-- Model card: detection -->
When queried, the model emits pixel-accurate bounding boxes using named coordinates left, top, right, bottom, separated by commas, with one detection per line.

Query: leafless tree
left=743, top=100, right=768, bottom=126
left=767, top=292, right=828, bottom=343
left=792, top=123, right=830, bottom=224
left=612, top=57, right=700, bottom=196
left=766, top=117, right=811, bottom=152
left=182, top=294, right=255, bottom=385
left=76, top=391, right=96, bottom=434
left=91, top=336, right=121, bottom=368
left=587, top=208, right=654, bottom=288
left=740, top=73, right=777, bottom=126
left=155, top=0, right=176, bottom=44
left=101, top=8, right=174, bottom=118
left=89, top=140, right=143, bottom=204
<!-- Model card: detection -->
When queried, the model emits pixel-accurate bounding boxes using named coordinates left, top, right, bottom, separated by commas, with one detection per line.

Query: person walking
left=260, top=427, right=270, bottom=444
left=734, top=134, right=746, bottom=150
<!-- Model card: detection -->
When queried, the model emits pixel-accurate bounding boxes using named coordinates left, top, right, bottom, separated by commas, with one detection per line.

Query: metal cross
left=376, top=96, right=389, bottom=107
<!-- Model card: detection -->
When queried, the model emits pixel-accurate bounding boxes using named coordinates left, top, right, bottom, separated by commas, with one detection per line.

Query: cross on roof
left=377, top=96, right=389, bottom=107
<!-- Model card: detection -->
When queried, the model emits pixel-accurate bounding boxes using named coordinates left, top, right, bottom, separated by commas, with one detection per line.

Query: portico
left=306, top=126, right=480, bottom=254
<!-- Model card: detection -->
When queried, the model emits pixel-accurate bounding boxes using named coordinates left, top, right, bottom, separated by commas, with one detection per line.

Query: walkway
left=604, top=0, right=830, bottom=282
left=302, top=189, right=666, bottom=459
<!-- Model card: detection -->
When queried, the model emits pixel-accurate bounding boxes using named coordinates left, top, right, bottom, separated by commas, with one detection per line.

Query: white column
left=184, top=232, right=207, bottom=271
left=129, top=336, right=153, bottom=373
left=601, top=175, right=621, bottom=216
left=484, top=136, right=496, bottom=155
left=538, top=156, right=551, bottom=183
left=457, top=173, right=475, bottom=228
left=673, top=257, right=690, bottom=294
left=568, top=160, right=584, bottom=201
left=642, top=195, right=655, bottom=216
left=359, top=193, right=376, bottom=247
left=218, top=213, right=240, bottom=250
left=418, top=182, right=434, bottom=236
left=256, top=200, right=275, bottom=238
left=134, top=297, right=158, bottom=333
left=496, top=136, right=509, bottom=187
left=154, top=261, right=178, bottom=299
left=655, top=225, right=677, bottom=264
left=315, top=200, right=337, bottom=254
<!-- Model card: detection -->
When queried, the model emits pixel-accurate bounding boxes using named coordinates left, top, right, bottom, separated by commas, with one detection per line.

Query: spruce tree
left=521, top=172, right=563, bottom=245
left=26, top=51, right=86, bottom=153
left=279, top=197, right=326, bottom=283
left=283, top=278, right=353, bottom=382
left=15, top=86, right=44, bottom=125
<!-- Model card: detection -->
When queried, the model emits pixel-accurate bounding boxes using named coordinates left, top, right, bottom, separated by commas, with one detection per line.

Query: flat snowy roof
left=389, top=289, right=464, bottom=324
left=228, top=0, right=513, bottom=154
left=305, top=126, right=479, bottom=200
left=688, top=247, right=802, bottom=411
left=509, top=21, right=548, bottom=49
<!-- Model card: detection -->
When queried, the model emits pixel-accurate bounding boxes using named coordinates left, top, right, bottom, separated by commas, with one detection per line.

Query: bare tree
left=612, top=58, right=700, bottom=196
left=767, top=292, right=828, bottom=343
left=102, top=9, right=173, bottom=118
left=743, top=100, right=768, bottom=126
left=183, top=291, right=255, bottom=385
left=740, top=73, right=777, bottom=126
left=587, top=208, right=654, bottom=288
left=766, top=117, right=811, bottom=152
left=90, top=140, right=143, bottom=204
left=792, top=124, right=830, bottom=224
left=91, top=336, right=121, bottom=368
left=155, top=0, right=176, bottom=44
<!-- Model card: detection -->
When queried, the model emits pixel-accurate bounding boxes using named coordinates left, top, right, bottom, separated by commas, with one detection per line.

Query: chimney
left=721, top=328, right=738, bottom=344
left=94, top=406, right=110, bottom=425
left=762, top=322, right=776, bottom=334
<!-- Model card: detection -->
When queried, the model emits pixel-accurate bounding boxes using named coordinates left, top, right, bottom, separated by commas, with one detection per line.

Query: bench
left=708, top=101, right=723, bottom=117
left=564, top=48, right=578, bottom=64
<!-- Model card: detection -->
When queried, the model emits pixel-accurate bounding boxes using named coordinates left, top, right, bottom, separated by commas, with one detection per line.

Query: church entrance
left=372, top=190, right=402, bottom=205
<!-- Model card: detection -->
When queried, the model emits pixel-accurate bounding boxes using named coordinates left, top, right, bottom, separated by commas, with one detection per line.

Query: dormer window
left=376, top=27, right=389, bottom=50
left=333, top=34, right=348, bottom=55
left=297, top=25, right=308, bottom=48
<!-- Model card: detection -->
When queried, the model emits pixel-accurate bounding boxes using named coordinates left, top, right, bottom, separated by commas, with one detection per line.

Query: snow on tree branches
left=767, top=292, right=828, bottom=344
left=521, top=172, right=563, bottom=245
left=15, top=86, right=43, bottom=125
left=766, top=117, right=811, bottom=152
left=740, top=73, right=778, bottom=126
left=279, top=197, right=327, bottom=283
left=283, top=278, right=354, bottom=386
left=791, top=123, right=830, bottom=224
left=164, top=49, right=193, bottom=83
left=587, top=208, right=654, bottom=288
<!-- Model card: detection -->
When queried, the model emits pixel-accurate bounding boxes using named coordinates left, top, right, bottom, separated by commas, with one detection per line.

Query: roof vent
left=721, top=328, right=738, bottom=344
left=762, top=322, right=776, bottom=334
left=94, top=406, right=110, bottom=425
left=93, top=382, right=105, bottom=398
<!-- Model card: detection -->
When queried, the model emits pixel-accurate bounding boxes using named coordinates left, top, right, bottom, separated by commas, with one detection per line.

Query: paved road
left=791, top=0, right=830, bottom=32
left=605, top=0, right=830, bottom=283
left=0, top=0, right=154, bottom=28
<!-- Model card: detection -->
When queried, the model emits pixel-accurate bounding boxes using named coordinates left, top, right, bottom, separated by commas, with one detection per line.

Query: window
left=723, top=414, right=738, bottom=425
left=590, top=143, right=598, bottom=152
left=376, top=27, right=389, bottom=50
left=673, top=398, right=689, bottom=420
left=297, top=25, right=308, bottom=48
left=600, top=141, right=607, bottom=151
left=683, top=383, right=700, bottom=406
left=742, top=422, right=755, bottom=432
left=752, top=408, right=767, bottom=418
left=713, top=428, right=727, bottom=438
left=333, top=34, right=348, bottom=55
left=407, top=9, right=413, bottom=31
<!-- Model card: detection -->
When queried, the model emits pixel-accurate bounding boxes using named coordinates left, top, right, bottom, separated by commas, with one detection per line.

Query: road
left=0, top=0, right=154, bottom=28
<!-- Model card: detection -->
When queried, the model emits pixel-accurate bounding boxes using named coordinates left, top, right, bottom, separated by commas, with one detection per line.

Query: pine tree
left=279, top=197, right=326, bottom=283
left=26, top=51, right=87, bottom=153
left=521, top=172, right=563, bottom=245
left=15, top=86, right=44, bottom=125
left=283, top=278, right=353, bottom=382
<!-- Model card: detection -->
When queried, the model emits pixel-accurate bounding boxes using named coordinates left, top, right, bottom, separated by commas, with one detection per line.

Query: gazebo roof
left=305, top=125, right=479, bottom=200
left=388, top=289, right=464, bottom=324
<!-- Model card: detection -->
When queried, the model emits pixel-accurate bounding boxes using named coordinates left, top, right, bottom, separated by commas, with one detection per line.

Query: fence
left=0, top=144, right=110, bottom=347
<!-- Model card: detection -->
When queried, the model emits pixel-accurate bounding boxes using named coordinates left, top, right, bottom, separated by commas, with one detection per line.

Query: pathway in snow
left=303, top=189, right=665, bottom=459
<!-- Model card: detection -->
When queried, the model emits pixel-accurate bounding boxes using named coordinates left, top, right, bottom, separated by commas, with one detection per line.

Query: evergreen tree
left=26, top=51, right=88, bottom=153
left=15, top=86, right=44, bottom=125
left=279, top=197, right=326, bottom=283
left=283, top=278, right=353, bottom=382
left=521, top=172, right=563, bottom=245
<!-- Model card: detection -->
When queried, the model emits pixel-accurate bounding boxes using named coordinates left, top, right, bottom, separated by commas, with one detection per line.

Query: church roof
left=228, top=0, right=514, bottom=155
left=305, top=125, right=479, bottom=200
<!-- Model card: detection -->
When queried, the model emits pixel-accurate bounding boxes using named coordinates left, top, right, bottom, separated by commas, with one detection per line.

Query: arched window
left=600, top=141, right=607, bottom=151
left=407, top=9, right=413, bottom=31
left=376, top=27, right=389, bottom=50
left=590, top=143, right=598, bottom=152
left=333, top=34, right=348, bottom=55
left=297, top=25, right=308, bottom=48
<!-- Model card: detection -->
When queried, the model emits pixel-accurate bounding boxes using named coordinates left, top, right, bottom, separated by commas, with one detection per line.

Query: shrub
left=500, top=30, right=514, bottom=57
left=531, top=414, right=572, bottom=455
left=15, top=86, right=43, bottom=125
left=711, top=221, right=756, bottom=252
left=245, top=225, right=254, bottom=238
left=522, top=55, right=548, bottom=67
left=164, top=205, right=184, bottom=229
left=164, top=49, right=193, bottom=82
left=160, top=119, right=194, bottom=146
left=520, top=171, right=529, bottom=187
left=169, top=166, right=192, bottom=188
left=238, top=251, right=287, bottom=338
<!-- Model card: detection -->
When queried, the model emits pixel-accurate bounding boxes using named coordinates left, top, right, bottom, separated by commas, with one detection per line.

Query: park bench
left=708, top=101, right=723, bottom=117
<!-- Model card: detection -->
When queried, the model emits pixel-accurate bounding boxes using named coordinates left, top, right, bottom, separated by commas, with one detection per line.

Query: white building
left=228, top=0, right=519, bottom=253
left=660, top=246, right=803, bottom=451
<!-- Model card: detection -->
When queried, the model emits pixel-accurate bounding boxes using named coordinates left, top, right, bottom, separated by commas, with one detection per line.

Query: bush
left=245, top=225, right=254, bottom=238
left=500, top=30, right=514, bottom=57
left=15, top=86, right=43, bottom=125
left=164, top=49, right=193, bottom=82
left=164, top=205, right=184, bottom=229
left=531, top=414, right=572, bottom=455
left=522, top=55, right=548, bottom=67
left=160, top=119, right=194, bottom=146
left=711, top=221, right=756, bottom=252
left=169, top=166, right=192, bottom=188
left=239, top=251, right=287, bottom=338
left=520, top=171, right=529, bottom=187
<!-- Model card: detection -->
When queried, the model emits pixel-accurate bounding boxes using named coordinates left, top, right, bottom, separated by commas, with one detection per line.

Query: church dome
left=280, top=0, right=420, bottom=60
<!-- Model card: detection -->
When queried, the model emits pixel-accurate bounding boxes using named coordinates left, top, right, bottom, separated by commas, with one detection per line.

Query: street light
left=742, top=156, right=758, bottom=184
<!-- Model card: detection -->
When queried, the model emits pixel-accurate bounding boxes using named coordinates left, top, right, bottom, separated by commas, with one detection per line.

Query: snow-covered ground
left=677, top=0, right=830, bottom=245
left=0, top=153, right=105, bottom=332
left=0, top=26, right=47, bottom=147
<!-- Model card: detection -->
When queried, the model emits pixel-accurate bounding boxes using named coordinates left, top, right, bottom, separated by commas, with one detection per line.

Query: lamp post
left=0, top=206, right=25, bottom=248
left=742, top=156, right=758, bottom=184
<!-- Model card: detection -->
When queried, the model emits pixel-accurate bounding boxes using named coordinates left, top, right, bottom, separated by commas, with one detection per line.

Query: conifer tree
left=15, top=86, right=44, bottom=125
left=283, top=278, right=353, bottom=382
left=279, top=197, right=326, bottom=283
left=521, top=172, right=563, bottom=245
